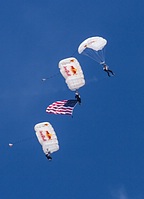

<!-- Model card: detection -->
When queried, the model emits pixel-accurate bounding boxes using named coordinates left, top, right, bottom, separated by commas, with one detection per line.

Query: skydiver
left=103, top=64, right=115, bottom=77
left=45, top=152, right=52, bottom=160
left=75, top=91, right=81, bottom=105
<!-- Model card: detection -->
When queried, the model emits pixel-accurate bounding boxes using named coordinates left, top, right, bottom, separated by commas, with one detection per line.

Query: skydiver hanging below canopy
left=78, top=36, right=115, bottom=78
left=34, top=122, right=59, bottom=161
left=75, top=91, right=81, bottom=105
left=45, top=151, right=52, bottom=160
left=102, top=63, right=115, bottom=77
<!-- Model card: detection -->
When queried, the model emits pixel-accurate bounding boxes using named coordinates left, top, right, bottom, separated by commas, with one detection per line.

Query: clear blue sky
left=0, top=0, right=144, bottom=198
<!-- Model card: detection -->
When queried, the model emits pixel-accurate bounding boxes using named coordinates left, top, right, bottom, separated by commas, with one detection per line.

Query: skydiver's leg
left=78, top=98, right=81, bottom=104
left=46, top=154, right=52, bottom=160
left=104, top=69, right=110, bottom=77
left=107, top=71, right=110, bottom=77
left=108, top=70, right=115, bottom=76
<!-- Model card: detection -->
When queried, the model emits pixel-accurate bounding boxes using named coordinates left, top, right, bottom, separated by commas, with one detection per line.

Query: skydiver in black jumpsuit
left=103, top=64, right=115, bottom=77
left=75, top=91, right=81, bottom=105
left=46, top=152, right=52, bottom=160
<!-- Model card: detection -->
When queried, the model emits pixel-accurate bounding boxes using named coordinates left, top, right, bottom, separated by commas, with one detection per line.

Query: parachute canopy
left=34, top=122, right=59, bottom=155
left=58, top=57, right=85, bottom=91
left=78, top=36, right=107, bottom=64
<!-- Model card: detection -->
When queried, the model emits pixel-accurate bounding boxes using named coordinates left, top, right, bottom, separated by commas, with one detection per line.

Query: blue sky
left=0, top=0, right=144, bottom=198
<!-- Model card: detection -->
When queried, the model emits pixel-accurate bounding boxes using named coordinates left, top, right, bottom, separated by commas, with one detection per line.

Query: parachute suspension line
left=82, top=49, right=105, bottom=65
left=82, top=51, right=97, bottom=62
left=42, top=72, right=60, bottom=81
left=9, top=136, right=35, bottom=146
left=94, top=51, right=105, bottom=64
left=103, top=47, right=106, bottom=62
left=82, top=50, right=101, bottom=63
left=99, top=47, right=106, bottom=65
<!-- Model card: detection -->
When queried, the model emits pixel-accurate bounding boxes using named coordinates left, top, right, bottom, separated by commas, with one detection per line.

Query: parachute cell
left=78, top=36, right=107, bottom=64
left=34, top=122, right=59, bottom=156
left=58, top=57, right=85, bottom=91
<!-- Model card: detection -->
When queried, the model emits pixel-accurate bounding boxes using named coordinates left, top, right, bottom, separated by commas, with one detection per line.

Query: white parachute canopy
left=34, top=122, right=59, bottom=156
left=78, top=36, right=107, bottom=64
left=58, top=57, right=85, bottom=91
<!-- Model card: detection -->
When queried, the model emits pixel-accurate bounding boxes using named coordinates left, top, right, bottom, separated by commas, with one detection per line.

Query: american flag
left=46, top=100, right=78, bottom=115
